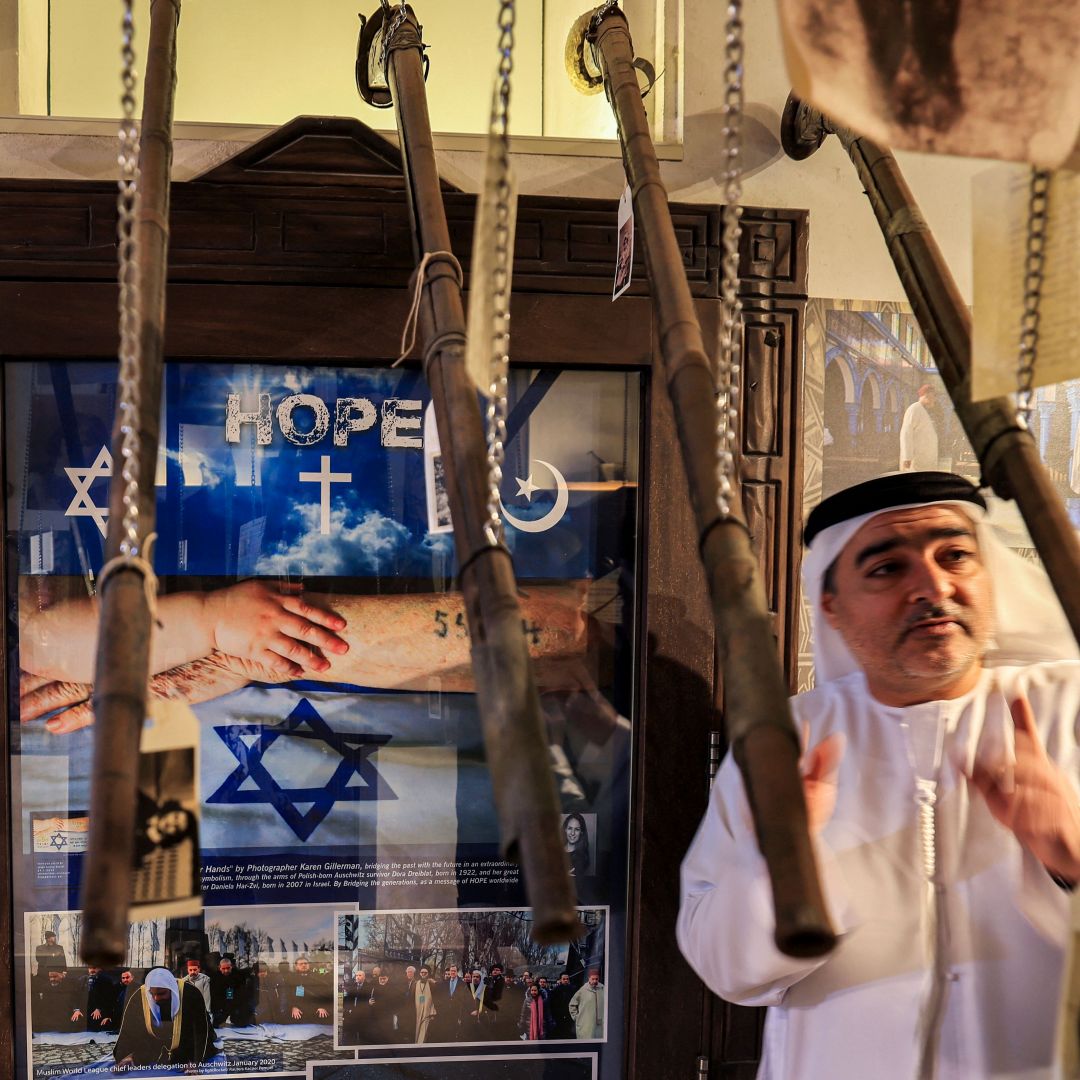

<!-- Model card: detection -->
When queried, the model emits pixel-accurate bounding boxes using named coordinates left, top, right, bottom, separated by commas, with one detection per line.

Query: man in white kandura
left=899, top=384, right=940, bottom=471
left=677, top=471, right=1080, bottom=1080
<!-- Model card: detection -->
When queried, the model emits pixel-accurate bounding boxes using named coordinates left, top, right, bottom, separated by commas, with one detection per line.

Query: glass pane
left=7, top=360, right=640, bottom=1080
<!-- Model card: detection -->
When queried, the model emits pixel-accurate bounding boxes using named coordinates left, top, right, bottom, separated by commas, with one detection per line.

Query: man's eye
left=867, top=562, right=899, bottom=577
left=942, top=548, right=975, bottom=564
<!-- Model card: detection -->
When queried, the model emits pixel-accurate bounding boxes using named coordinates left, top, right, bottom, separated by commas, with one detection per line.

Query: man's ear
left=820, top=590, right=841, bottom=630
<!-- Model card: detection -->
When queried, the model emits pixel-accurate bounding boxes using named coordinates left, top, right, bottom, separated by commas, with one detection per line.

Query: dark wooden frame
left=0, top=116, right=808, bottom=1079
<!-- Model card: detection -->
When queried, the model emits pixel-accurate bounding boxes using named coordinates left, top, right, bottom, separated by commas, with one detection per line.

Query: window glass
left=8, top=361, right=640, bottom=1079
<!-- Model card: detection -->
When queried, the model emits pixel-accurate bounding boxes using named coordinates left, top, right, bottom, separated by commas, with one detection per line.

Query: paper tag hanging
left=465, top=123, right=519, bottom=397
left=129, top=698, right=202, bottom=920
left=613, top=184, right=634, bottom=300
left=424, top=400, right=454, bottom=534
left=971, top=165, right=1080, bottom=401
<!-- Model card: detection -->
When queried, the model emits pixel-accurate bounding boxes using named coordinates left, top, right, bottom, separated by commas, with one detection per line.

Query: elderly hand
left=968, top=696, right=1080, bottom=883
left=21, top=675, right=90, bottom=725
left=203, top=581, right=348, bottom=679
left=26, top=648, right=287, bottom=735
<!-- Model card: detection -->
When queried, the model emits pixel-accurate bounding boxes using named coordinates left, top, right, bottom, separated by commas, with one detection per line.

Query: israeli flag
left=199, top=682, right=499, bottom=854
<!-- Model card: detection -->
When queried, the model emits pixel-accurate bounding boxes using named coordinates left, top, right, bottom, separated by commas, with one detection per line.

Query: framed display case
left=0, top=116, right=808, bottom=1079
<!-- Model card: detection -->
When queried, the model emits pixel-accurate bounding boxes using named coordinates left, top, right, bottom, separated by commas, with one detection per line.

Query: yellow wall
left=541, top=0, right=617, bottom=140
left=45, top=0, right=554, bottom=136
left=17, top=0, right=49, bottom=115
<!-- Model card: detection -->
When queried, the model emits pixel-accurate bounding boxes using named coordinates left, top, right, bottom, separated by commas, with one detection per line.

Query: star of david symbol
left=64, top=446, right=113, bottom=537
left=206, top=699, right=397, bottom=841
left=49, top=832, right=67, bottom=851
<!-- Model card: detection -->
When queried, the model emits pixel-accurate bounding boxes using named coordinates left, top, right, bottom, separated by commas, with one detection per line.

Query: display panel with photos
left=7, top=362, right=640, bottom=1079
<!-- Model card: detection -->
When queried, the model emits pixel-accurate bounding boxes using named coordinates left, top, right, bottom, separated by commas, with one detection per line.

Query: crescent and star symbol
left=501, top=459, right=570, bottom=534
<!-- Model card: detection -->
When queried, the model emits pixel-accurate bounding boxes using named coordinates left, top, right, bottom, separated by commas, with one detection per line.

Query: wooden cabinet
left=0, top=116, right=807, bottom=1078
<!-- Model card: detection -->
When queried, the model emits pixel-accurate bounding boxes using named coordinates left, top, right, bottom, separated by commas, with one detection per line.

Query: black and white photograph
left=132, top=745, right=200, bottom=913
left=561, top=813, right=596, bottom=878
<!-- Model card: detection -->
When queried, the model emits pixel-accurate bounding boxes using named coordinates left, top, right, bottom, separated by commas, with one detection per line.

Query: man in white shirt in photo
left=899, top=384, right=940, bottom=471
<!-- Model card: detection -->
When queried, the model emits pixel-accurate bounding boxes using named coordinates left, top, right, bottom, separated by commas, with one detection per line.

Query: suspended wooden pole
left=570, top=5, right=835, bottom=958
left=358, top=2, right=579, bottom=944
left=80, top=0, right=181, bottom=967
left=781, top=94, right=1080, bottom=650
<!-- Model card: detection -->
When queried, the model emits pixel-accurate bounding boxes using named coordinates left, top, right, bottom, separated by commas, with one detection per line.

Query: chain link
left=379, top=0, right=410, bottom=83
left=116, top=0, right=144, bottom=560
left=588, top=0, right=621, bottom=36
left=483, top=0, right=516, bottom=547
left=1016, top=167, right=1050, bottom=429
left=716, top=0, right=744, bottom=518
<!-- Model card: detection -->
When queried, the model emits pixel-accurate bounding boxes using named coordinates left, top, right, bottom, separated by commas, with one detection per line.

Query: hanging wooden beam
left=80, top=0, right=181, bottom=967
left=578, top=6, right=835, bottom=959
left=365, top=3, right=579, bottom=945
left=781, top=94, right=1080, bottom=650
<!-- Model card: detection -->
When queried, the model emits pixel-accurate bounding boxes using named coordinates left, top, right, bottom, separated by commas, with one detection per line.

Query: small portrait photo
left=612, top=219, right=633, bottom=298
left=432, top=454, right=453, bottom=530
left=561, top=813, right=596, bottom=878
left=132, top=746, right=199, bottom=909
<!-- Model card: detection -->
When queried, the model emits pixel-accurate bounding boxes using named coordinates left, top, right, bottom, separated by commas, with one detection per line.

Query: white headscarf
left=803, top=496, right=1079, bottom=684
left=144, top=967, right=180, bottom=1025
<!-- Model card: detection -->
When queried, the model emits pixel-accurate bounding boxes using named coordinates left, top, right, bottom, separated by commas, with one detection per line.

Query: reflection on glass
left=7, top=361, right=640, bottom=1080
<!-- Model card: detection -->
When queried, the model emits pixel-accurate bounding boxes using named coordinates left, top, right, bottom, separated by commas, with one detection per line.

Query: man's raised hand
left=967, top=696, right=1080, bottom=883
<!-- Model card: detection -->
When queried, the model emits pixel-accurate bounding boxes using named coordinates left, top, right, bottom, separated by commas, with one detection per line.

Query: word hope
left=225, top=393, right=423, bottom=449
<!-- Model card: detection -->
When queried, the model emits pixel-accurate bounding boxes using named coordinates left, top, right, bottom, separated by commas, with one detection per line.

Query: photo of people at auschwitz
left=25, top=907, right=352, bottom=1077
left=334, top=908, right=607, bottom=1048
left=25, top=913, right=166, bottom=1078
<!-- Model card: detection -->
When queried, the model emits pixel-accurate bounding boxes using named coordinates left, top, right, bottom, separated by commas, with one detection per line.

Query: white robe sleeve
left=676, top=752, right=856, bottom=1007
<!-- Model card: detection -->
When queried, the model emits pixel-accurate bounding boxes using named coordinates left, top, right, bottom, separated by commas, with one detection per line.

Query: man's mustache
left=901, top=602, right=970, bottom=636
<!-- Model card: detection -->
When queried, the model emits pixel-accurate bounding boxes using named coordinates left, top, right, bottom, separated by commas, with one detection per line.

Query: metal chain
left=116, top=0, right=144, bottom=560
left=379, top=0, right=409, bottom=82
left=483, top=0, right=516, bottom=546
left=716, top=0, right=744, bottom=518
left=588, top=0, right=621, bottom=35
left=1016, top=167, right=1050, bottom=429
